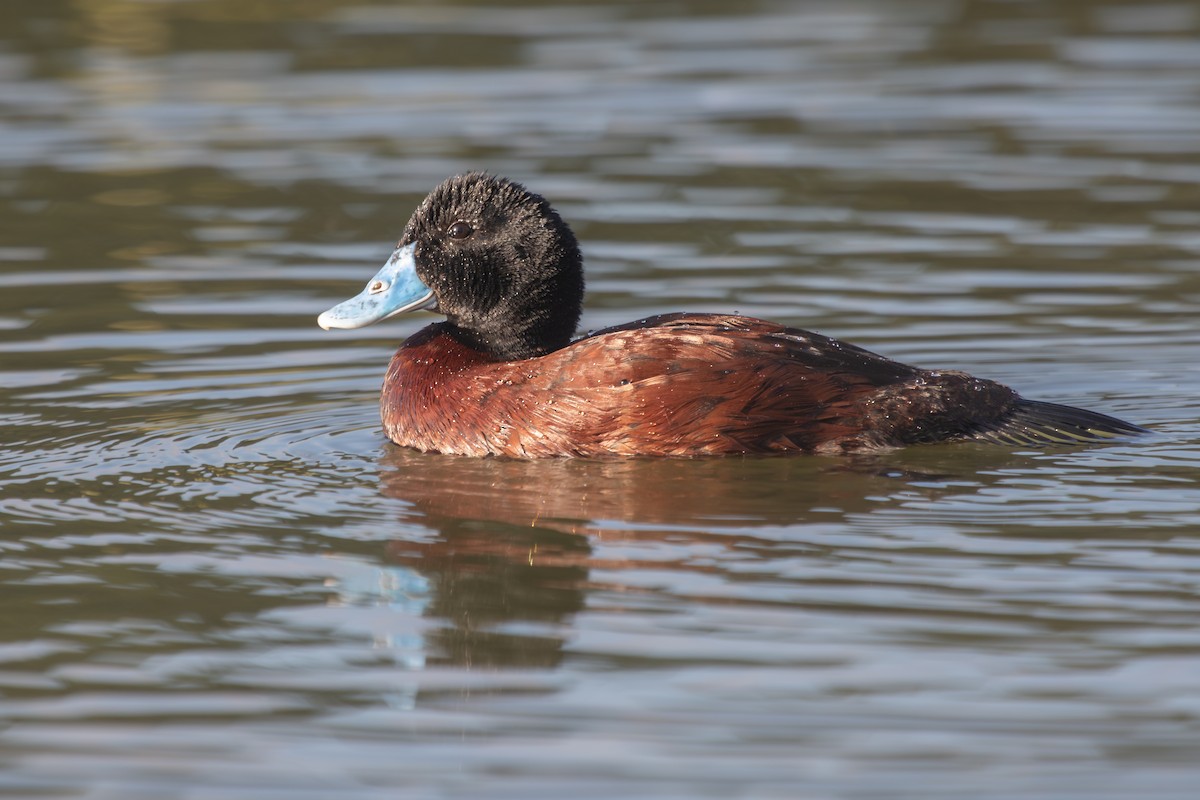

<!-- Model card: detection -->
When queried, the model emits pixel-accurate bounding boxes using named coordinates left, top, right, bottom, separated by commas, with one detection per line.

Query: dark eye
left=447, top=221, right=474, bottom=240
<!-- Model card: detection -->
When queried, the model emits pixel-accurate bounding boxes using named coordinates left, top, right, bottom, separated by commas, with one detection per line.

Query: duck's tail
left=970, top=399, right=1147, bottom=447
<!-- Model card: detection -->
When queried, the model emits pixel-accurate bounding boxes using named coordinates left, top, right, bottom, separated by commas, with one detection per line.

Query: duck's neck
left=440, top=317, right=568, bottom=362
left=442, top=284, right=581, bottom=362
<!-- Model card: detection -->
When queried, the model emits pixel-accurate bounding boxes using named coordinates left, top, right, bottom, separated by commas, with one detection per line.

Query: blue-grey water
left=2, top=1, right=1200, bottom=797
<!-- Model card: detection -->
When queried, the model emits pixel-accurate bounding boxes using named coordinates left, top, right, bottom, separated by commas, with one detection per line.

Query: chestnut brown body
left=382, top=312, right=1025, bottom=458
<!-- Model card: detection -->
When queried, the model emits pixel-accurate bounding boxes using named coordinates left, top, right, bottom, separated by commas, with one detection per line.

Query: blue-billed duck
left=318, top=173, right=1143, bottom=458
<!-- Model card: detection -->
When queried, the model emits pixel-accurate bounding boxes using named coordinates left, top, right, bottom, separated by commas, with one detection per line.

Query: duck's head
left=318, top=172, right=584, bottom=361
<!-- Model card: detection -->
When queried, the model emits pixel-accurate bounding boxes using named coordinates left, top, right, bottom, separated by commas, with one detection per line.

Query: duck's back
left=382, top=312, right=1054, bottom=457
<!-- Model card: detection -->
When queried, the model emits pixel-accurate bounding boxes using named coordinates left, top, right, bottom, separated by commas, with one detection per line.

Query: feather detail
left=970, top=399, right=1147, bottom=447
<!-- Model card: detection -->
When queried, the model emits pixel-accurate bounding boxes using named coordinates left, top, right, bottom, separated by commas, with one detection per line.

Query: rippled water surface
left=3, top=0, right=1200, bottom=797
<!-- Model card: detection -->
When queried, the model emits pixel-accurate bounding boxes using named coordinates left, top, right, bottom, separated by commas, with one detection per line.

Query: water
left=3, top=0, right=1200, bottom=797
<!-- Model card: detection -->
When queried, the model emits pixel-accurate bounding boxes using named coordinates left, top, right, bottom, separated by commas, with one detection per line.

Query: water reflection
left=374, top=453, right=855, bottom=672
left=380, top=449, right=867, bottom=531
left=370, top=445, right=1061, bottom=675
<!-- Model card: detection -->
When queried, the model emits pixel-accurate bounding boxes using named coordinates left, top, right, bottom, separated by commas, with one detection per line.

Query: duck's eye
left=368, top=279, right=388, bottom=294
left=447, top=221, right=474, bottom=240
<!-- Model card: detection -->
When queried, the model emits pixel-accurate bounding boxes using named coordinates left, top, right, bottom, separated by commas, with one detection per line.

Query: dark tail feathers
left=970, top=400, right=1146, bottom=447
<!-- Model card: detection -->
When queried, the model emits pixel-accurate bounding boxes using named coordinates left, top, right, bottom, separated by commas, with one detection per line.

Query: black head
left=400, top=172, right=584, bottom=361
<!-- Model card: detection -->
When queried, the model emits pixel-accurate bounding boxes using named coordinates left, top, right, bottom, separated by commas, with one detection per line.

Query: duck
left=317, top=172, right=1144, bottom=458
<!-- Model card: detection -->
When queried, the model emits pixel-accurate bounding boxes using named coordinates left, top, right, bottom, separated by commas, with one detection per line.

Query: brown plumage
left=383, top=312, right=1100, bottom=458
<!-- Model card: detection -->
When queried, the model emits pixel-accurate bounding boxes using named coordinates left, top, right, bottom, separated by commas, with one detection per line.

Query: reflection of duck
left=372, top=443, right=984, bottom=537
left=374, top=453, right=844, bottom=668
left=371, top=439, right=1022, bottom=669
left=319, top=173, right=1144, bottom=457
left=380, top=447, right=885, bottom=533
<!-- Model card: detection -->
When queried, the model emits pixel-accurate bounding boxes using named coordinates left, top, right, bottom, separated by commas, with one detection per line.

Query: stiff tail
left=970, top=399, right=1146, bottom=447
